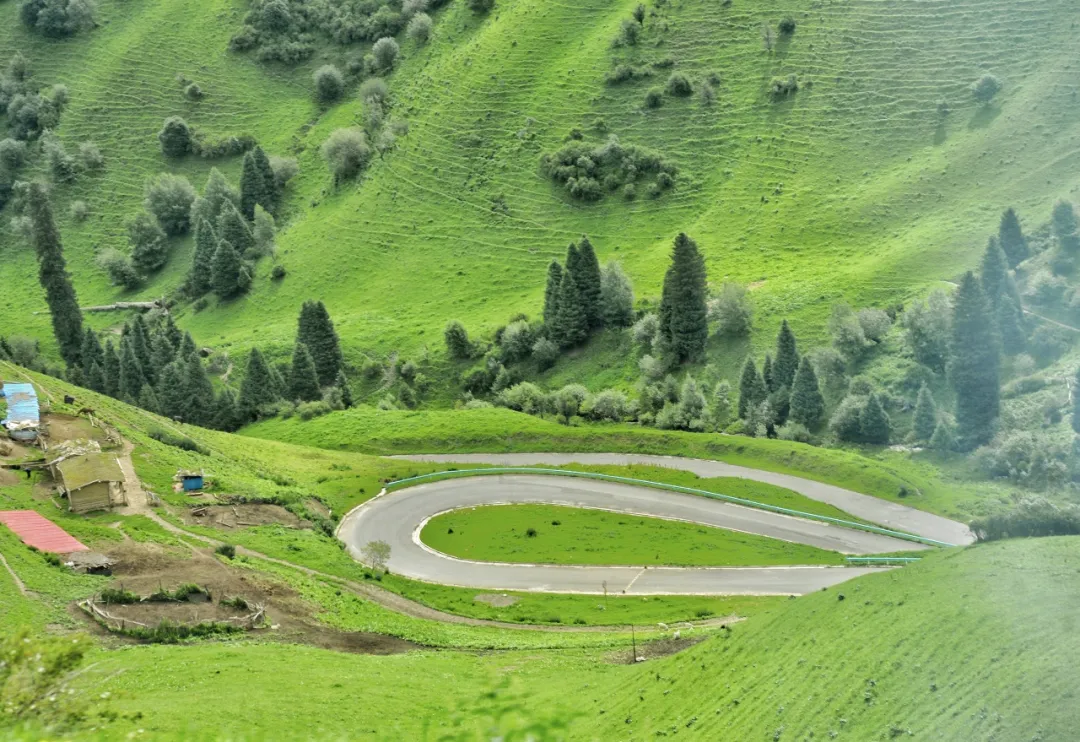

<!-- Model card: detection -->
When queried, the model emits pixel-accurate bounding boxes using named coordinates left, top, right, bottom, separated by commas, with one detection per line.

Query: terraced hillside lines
left=2, top=0, right=1080, bottom=379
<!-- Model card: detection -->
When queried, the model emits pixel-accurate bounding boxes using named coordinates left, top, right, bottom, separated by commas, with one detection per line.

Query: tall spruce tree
left=183, top=354, right=215, bottom=426
left=26, top=181, right=83, bottom=368
left=86, top=362, right=105, bottom=394
left=1052, top=200, right=1080, bottom=253
left=296, top=300, right=343, bottom=386
left=998, top=208, right=1028, bottom=268
left=138, top=385, right=160, bottom=415
left=179, top=332, right=197, bottom=361
left=738, top=357, right=767, bottom=420
left=980, top=237, right=1009, bottom=309
left=335, top=369, right=353, bottom=408
left=859, top=392, right=890, bottom=444
left=239, top=148, right=274, bottom=221
left=996, top=296, right=1026, bottom=356
left=118, top=337, right=145, bottom=403
left=192, top=168, right=239, bottom=228
left=949, top=271, right=1000, bottom=450
left=79, top=328, right=103, bottom=378
left=102, top=340, right=121, bottom=398
left=238, top=347, right=278, bottom=421
left=190, top=218, right=217, bottom=296
left=552, top=271, right=588, bottom=348
left=762, top=354, right=775, bottom=393
left=150, top=334, right=176, bottom=376
left=211, top=239, right=243, bottom=298
left=212, top=387, right=242, bottom=432
left=160, top=313, right=183, bottom=351
left=130, top=316, right=155, bottom=384
left=773, top=320, right=799, bottom=391
left=658, top=233, right=709, bottom=363
left=543, top=261, right=563, bottom=327
left=574, top=236, right=603, bottom=328
left=157, top=361, right=187, bottom=420
left=788, top=356, right=825, bottom=428
left=913, top=384, right=937, bottom=441
left=217, top=202, right=255, bottom=255
left=289, top=342, right=321, bottom=401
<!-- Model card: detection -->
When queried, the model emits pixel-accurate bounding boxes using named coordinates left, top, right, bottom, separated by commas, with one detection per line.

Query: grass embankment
left=422, top=504, right=844, bottom=567
left=54, top=537, right=1080, bottom=740
left=1, top=0, right=1077, bottom=394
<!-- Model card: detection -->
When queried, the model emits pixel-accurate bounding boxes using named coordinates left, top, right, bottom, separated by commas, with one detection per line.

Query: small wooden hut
left=56, top=453, right=126, bottom=514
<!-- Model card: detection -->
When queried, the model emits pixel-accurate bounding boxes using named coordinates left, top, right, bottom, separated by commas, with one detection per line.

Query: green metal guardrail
left=845, top=557, right=922, bottom=565
left=385, top=467, right=955, bottom=548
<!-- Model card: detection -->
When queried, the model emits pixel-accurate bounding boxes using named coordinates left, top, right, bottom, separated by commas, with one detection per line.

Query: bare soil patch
left=180, top=504, right=312, bottom=531
left=0, top=468, right=19, bottom=486
left=79, top=541, right=415, bottom=655
left=474, top=593, right=519, bottom=608
left=44, top=413, right=110, bottom=445
left=607, top=635, right=709, bottom=664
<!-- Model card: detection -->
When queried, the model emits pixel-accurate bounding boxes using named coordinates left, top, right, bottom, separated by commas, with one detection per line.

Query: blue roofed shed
left=1, top=383, right=40, bottom=441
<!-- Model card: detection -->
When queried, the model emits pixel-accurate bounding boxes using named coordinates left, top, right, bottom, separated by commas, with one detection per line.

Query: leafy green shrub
left=769, top=74, right=799, bottom=99
left=467, top=0, right=494, bottom=13
left=121, top=619, right=243, bottom=644
left=271, top=263, right=286, bottom=280
left=99, top=587, right=140, bottom=605
left=971, top=497, right=1080, bottom=542
left=605, top=64, right=652, bottom=86
left=971, top=73, right=1002, bottom=105
left=184, top=82, right=204, bottom=100
left=539, top=134, right=676, bottom=202
left=221, top=595, right=249, bottom=610
left=497, top=382, right=545, bottom=415
left=973, top=432, right=1068, bottom=489
left=531, top=337, right=559, bottom=371
left=145, top=173, right=196, bottom=236
left=665, top=73, right=692, bottom=97
left=617, top=18, right=639, bottom=46
left=444, top=320, right=472, bottom=360
left=19, top=0, right=95, bottom=38
left=407, top=12, right=432, bottom=42
left=148, top=427, right=209, bottom=455
left=97, top=248, right=142, bottom=289
left=158, top=116, right=192, bottom=157
left=372, top=37, right=399, bottom=70
left=297, top=400, right=332, bottom=420
left=215, top=544, right=237, bottom=559
left=321, top=128, right=372, bottom=183
left=643, top=87, right=663, bottom=108
left=313, top=64, right=345, bottom=104
left=778, top=16, right=796, bottom=36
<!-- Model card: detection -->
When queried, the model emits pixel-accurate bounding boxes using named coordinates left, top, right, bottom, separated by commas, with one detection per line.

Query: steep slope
left=1, top=0, right=1079, bottom=376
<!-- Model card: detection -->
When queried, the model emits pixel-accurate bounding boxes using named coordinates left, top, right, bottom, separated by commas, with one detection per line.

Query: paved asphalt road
left=393, top=453, right=974, bottom=546
left=338, top=474, right=924, bottom=596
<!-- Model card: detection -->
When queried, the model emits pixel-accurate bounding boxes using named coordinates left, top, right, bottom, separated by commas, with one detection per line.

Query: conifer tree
left=708, top=380, right=732, bottom=431
left=1052, top=199, right=1080, bottom=253
left=788, top=356, right=825, bottom=428
left=238, top=347, right=277, bottom=421
left=26, top=181, right=83, bottom=368
left=79, top=328, right=103, bottom=378
left=130, top=316, right=155, bottom=384
left=658, top=233, right=708, bottom=363
left=929, top=420, right=956, bottom=453
left=738, top=357, right=767, bottom=420
left=118, top=337, right=145, bottom=403
left=86, top=361, right=105, bottom=394
left=150, top=334, right=176, bottom=376
left=289, top=342, right=321, bottom=401
left=912, top=384, right=937, bottom=441
left=773, top=320, right=799, bottom=391
left=998, top=208, right=1028, bottom=268
left=252, top=147, right=277, bottom=207
left=183, top=354, right=214, bottom=426
left=179, top=332, right=197, bottom=361
left=980, top=237, right=1009, bottom=310
left=211, top=239, right=243, bottom=298
left=212, top=387, right=241, bottom=432
left=102, top=340, right=121, bottom=398
left=129, top=211, right=169, bottom=275
left=762, top=354, right=775, bottom=393
left=160, top=313, right=183, bottom=351
left=157, top=362, right=187, bottom=420
left=335, top=369, right=353, bottom=409
left=192, top=168, right=239, bottom=227
left=573, top=236, right=603, bottom=328
left=552, top=271, right=588, bottom=348
left=217, top=202, right=254, bottom=255
left=138, top=385, right=160, bottom=415
left=296, top=300, right=343, bottom=386
left=543, top=261, right=563, bottom=327
left=996, top=296, right=1026, bottom=356
left=1070, top=367, right=1080, bottom=435
left=859, top=392, right=890, bottom=444
left=950, top=271, right=1000, bottom=450
left=190, top=218, right=217, bottom=296
left=240, top=148, right=274, bottom=221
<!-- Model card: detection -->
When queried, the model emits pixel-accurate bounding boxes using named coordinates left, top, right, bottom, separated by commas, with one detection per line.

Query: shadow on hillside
left=967, top=105, right=1001, bottom=130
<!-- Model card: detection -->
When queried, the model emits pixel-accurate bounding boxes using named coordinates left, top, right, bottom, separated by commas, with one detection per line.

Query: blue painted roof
left=1, top=383, right=40, bottom=427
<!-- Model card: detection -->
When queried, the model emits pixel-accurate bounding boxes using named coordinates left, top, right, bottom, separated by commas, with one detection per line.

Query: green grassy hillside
left=2, top=0, right=1079, bottom=385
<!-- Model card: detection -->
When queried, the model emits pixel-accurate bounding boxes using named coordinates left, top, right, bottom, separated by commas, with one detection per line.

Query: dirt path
left=0, top=552, right=29, bottom=596
left=136, top=509, right=735, bottom=633
left=1022, top=308, right=1080, bottom=333
left=114, top=440, right=150, bottom=518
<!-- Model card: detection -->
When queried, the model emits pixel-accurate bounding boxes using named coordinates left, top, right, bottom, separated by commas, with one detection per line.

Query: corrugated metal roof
left=1, top=383, right=39, bottom=427
left=57, top=453, right=124, bottom=491
left=0, top=510, right=88, bottom=553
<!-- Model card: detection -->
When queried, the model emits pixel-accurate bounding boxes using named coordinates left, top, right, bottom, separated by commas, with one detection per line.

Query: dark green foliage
left=532, top=337, right=559, bottom=371
left=85, top=361, right=105, bottom=393
left=189, top=218, right=217, bottom=297
left=335, top=369, right=353, bottom=409
left=192, top=168, right=239, bottom=228
left=313, top=64, right=345, bottom=104
left=643, top=87, right=663, bottom=109
left=1052, top=200, right=1080, bottom=253
left=570, top=237, right=602, bottom=328
left=632, top=3, right=645, bottom=23
left=467, top=0, right=494, bottom=13
left=144, top=173, right=196, bottom=236
left=239, top=146, right=277, bottom=219
left=605, top=64, right=652, bottom=86
left=26, top=181, right=83, bottom=368
left=600, top=261, right=635, bottom=327
left=217, top=202, right=255, bottom=256
left=769, top=74, right=799, bottom=99
left=212, top=387, right=242, bottom=431
left=665, top=73, right=692, bottom=97
left=788, top=356, right=824, bottom=429
left=79, top=328, right=103, bottom=379
left=996, top=296, right=1026, bottom=356
left=971, top=497, right=1080, bottom=542
left=129, top=211, right=168, bottom=275
left=150, top=334, right=176, bottom=378
left=773, top=319, right=799, bottom=391
left=778, top=16, right=796, bottom=35
left=118, top=337, right=146, bottom=403
left=950, top=271, right=1000, bottom=450
left=211, top=239, right=244, bottom=298
left=444, top=320, right=472, bottom=360
left=129, top=316, right=155, bottom=384
left=289, top=342, right=321, bottom=401
left=1073, top=367, right=1080, bottom=434
left=552, top=271, right=588, bottom=349
left=539, top=135, right=676, bottom=202
left=138, top=384, right=160, bottom=414
left=762, top=354, right=774, bottom=393
left=183, top=354, right=215, bottom=426
left=859, top=392, right=890, bottom=444
left=239, top=347, right=279, bottom=420
left=618, top=18, right=639, bottom=46
left=971, top=73, right=1002, bottom=105
left=998, top=208, right=1029, bottom=267
left=658, top=233, right=708, bottom=363
left=297, top=300, right=343, bottom=386
left=321, top=128, right=372, bottom=183
left=19, top=0, right=95, bottom=38
left=97, top=249, right=142, bottom=290
left=913, top=384, right=937, bottom=441
left=543, top=261, right=563, bottom=327
left=0, top=57, right=67, bottom=143
left=980, top=237, right=1009, bottom=310
left=216, top=544, right=237, bottom=559
left=738, top=358, right=767, bottom=420
left=102, top=340, right=120, bottom=397
left=158, top=116, right=193, bottom=157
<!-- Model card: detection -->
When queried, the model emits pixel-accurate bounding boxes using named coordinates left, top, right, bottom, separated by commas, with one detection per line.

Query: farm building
left=1, top=383, right=40, bottom=441
left=55, top=453, right=126, bottom=514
